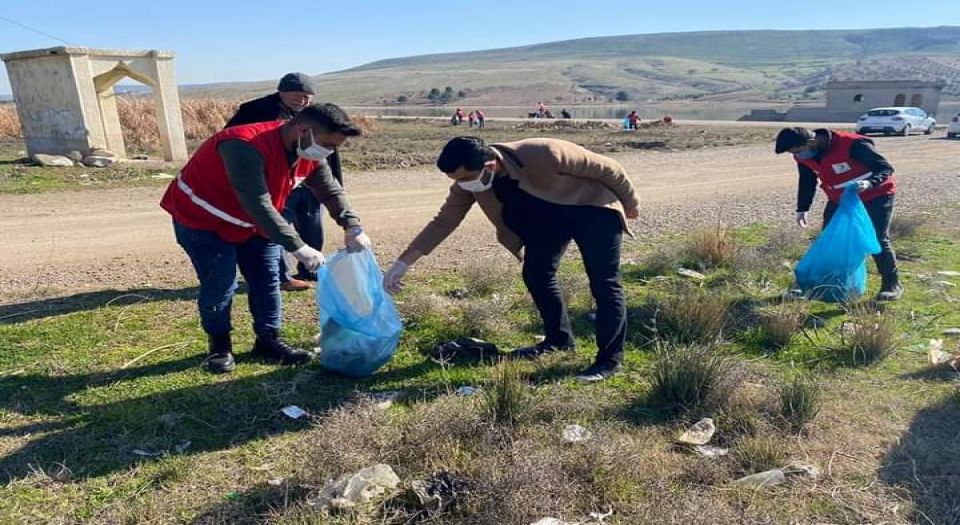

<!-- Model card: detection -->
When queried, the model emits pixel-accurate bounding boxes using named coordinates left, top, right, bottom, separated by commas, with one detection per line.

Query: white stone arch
left=1, top=47, right=187, bottom=161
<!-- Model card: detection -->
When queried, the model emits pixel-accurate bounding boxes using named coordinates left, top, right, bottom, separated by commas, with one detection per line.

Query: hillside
left=184, top=26, right=960, bottom=104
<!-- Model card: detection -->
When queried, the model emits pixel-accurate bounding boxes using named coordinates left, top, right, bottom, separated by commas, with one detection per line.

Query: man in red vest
left=161, top=103, right=370, bottom=373
left=775, top=127, right=902, bottom=301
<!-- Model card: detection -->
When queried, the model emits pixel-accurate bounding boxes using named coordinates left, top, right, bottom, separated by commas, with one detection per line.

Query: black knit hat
left=277, top=72, right=315, bottom=95
left=774, top=127, right=814, bottom=154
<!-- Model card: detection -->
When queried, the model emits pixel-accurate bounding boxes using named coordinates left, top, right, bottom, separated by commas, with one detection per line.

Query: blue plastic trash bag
left=315, top=249, right=403, bottom=377
left=794, top=185, right=881, bottom=302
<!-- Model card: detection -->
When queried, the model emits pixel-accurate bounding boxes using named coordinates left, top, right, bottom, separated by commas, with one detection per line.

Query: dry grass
left=483, top=361, right=534, bottom=427
left=839, top=303, right=898, bottom=366
left=682, top=225, right=741, bottom=271
left=649, top=344, right=737, bottom=414
left=888, top=213, right=927, bottom=240
left=757, top=302, right=809, bottom=350
left=0, top=104, right=20, bottom=138
left=459, top=295, right=516, bottom=340
left=460, top=257, right=515, bottom=297
left=117, top=97, right=238, bottom=152
left=778, top=375, right=821, bottom=430
left=645, top=286, right=732, bottom=346
left=731, top=435, right=788, bottom=475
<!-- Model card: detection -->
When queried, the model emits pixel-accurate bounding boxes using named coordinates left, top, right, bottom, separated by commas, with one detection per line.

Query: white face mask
left=457, top=167, right=496, bottom=193
left=297, top=129, right=334, bottom=161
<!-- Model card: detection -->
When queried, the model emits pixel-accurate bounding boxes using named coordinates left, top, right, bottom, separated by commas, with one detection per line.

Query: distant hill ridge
left=179, top=26, right=960, bottom=104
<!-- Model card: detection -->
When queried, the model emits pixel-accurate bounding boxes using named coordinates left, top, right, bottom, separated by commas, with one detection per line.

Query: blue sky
left=1, top=0, right=958, bottom=94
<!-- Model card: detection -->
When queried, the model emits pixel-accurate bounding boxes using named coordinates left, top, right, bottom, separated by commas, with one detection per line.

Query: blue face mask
left=793, top=149, right=817, bottom=160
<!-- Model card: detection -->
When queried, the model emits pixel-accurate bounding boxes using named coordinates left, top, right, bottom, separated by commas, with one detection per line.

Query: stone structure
left=742, top=79, right=947, bottom=123
left=1, top=46, right=187, bottom=161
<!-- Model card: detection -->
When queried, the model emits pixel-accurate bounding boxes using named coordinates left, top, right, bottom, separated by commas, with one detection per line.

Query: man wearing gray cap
left=226, top=73, right=342, bottom=291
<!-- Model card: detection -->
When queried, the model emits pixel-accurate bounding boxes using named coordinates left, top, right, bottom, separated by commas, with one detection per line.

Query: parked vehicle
left=947, top=113, right=960, bottom=139
left=855, top=107, right=936, bottom=136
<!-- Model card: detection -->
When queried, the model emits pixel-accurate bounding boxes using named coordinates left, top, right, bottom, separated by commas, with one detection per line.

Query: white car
left=855, top=107, right=936, bottom=136
left=947, top=113, right=960, bottom=139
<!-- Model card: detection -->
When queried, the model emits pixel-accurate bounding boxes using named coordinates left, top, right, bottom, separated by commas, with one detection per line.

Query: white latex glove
left=345, top=226, right=371, bottom=253
left=854, top=180, right=873, bottom=193
left=795, top=211, right=809, bottom=228
left=383, top=260, right=409, bottom=295
left=292, top=245, right=326, bottom=272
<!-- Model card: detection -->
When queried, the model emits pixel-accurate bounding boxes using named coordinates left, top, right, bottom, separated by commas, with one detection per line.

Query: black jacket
left=224, top=93, right=344, bottom=184
left=796, top=129, right=894, bottom=212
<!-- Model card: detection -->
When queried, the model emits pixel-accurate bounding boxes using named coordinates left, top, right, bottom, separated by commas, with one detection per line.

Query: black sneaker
left=252, top=335, right=314, bottom=365
left=510, top=341, right=575, bottom=360
left=575, top=363, right=620, bottom=383
left=876, top=283, right=904, bottom=302
left=205, top=333, right=235, bottom=374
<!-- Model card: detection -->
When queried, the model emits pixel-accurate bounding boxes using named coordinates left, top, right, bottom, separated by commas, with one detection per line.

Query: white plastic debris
left=928, top=339, right=948, bottom=365
left=267, top=478, right=285, bottom=486
left=132, top=449, right=163, bottom=458
left=590, top=509, right=614, bottom=523
left=308, top=464, right=400, bottom=510
left=561, top=424, right=592, bottom=444
left=530, top=519, right=572, bottom=525
left=943, top=328, right=960, bottom=337
left=151, top=172, right=175, bottom=180
left=732, top=468, right=786, bottom=488
left=174, top=440, right=191, bottom=454
left=677, top=268, right=706, bottom=280
left=677, top=418, right=716, bottom=446
left=936, top=270, right=960, bottom=277
left=281, top=405, right=307, bottom=419
left=455, top=386, right=478, bottom=396
left=371, top=391, right=402, bottom=409
left=693, top=445, right=729, bottom=458
left=784, top=463, right=820, bottom=480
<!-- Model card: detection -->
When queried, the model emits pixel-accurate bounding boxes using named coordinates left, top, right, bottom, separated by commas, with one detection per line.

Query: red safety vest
left=160, top=121, right=319, bottom=243
left=795, top=130, right=895, bottom=204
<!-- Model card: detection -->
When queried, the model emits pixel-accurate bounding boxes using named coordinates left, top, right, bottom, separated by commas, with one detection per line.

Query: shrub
left=483, top=361, right=533, bottom=426
left=682, top=225, right=740, bottom=271
left=647, top=287, right=731, bottom=346
left=649, top=345, right=736, bottom=414
left=461, top=258, right=514, bottom=297
left=757, top=302, right=808, bottom=350
left=732, top=435, right=787, bottom=474
left=889, top=214, right=926, bottom=240
left=778, top=375, right=821, bottom=430
left=840, top=303, right=897, bottom=365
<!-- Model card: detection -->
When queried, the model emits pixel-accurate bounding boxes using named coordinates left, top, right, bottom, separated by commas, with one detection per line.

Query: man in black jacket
left=226, top=73, right=344, bottom=291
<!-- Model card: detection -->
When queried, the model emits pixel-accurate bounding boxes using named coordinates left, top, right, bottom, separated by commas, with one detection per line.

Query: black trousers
left=823, top=193, right=898, bottom=283
left=504, top=189, right=627, bottom=368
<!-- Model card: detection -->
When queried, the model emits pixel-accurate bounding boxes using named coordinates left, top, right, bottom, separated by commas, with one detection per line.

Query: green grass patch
left=2, top=215, right=960, bottom=522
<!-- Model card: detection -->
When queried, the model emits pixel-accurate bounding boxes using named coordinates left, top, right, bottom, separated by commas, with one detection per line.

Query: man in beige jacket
left=384, top=136, right=639, bottom=381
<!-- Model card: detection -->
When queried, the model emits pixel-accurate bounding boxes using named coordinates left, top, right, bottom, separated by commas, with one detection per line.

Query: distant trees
left=615, top=91, right=630, bottom=102
left=396, top=95, right=408, bottom=104
left=424, top=86, right=467, bottom=102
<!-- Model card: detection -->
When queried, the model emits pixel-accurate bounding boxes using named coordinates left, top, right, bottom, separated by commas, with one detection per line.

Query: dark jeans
left=823, top=193, right=898, bottom=283
left=504, top=189, right=627, bottom=368
left=173, top=221, right=282, bottom=338
left=279, top=185, right=325, bottom=281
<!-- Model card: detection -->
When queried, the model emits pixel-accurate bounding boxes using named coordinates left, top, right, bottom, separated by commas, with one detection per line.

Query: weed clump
left=778, top=375, right=821, bottom=430
left=649, top=345, right=736, bottom=414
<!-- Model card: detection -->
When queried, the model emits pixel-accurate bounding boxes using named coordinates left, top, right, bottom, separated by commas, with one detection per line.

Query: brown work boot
left=280, top=278, right=311, bottom=292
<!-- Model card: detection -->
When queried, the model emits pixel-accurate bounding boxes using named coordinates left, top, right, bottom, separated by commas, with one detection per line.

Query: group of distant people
left=451, top=108, right=486, bottom=128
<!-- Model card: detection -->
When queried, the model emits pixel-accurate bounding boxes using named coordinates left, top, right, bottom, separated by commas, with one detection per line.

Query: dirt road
left=2, top=135, right=958, bottom=302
